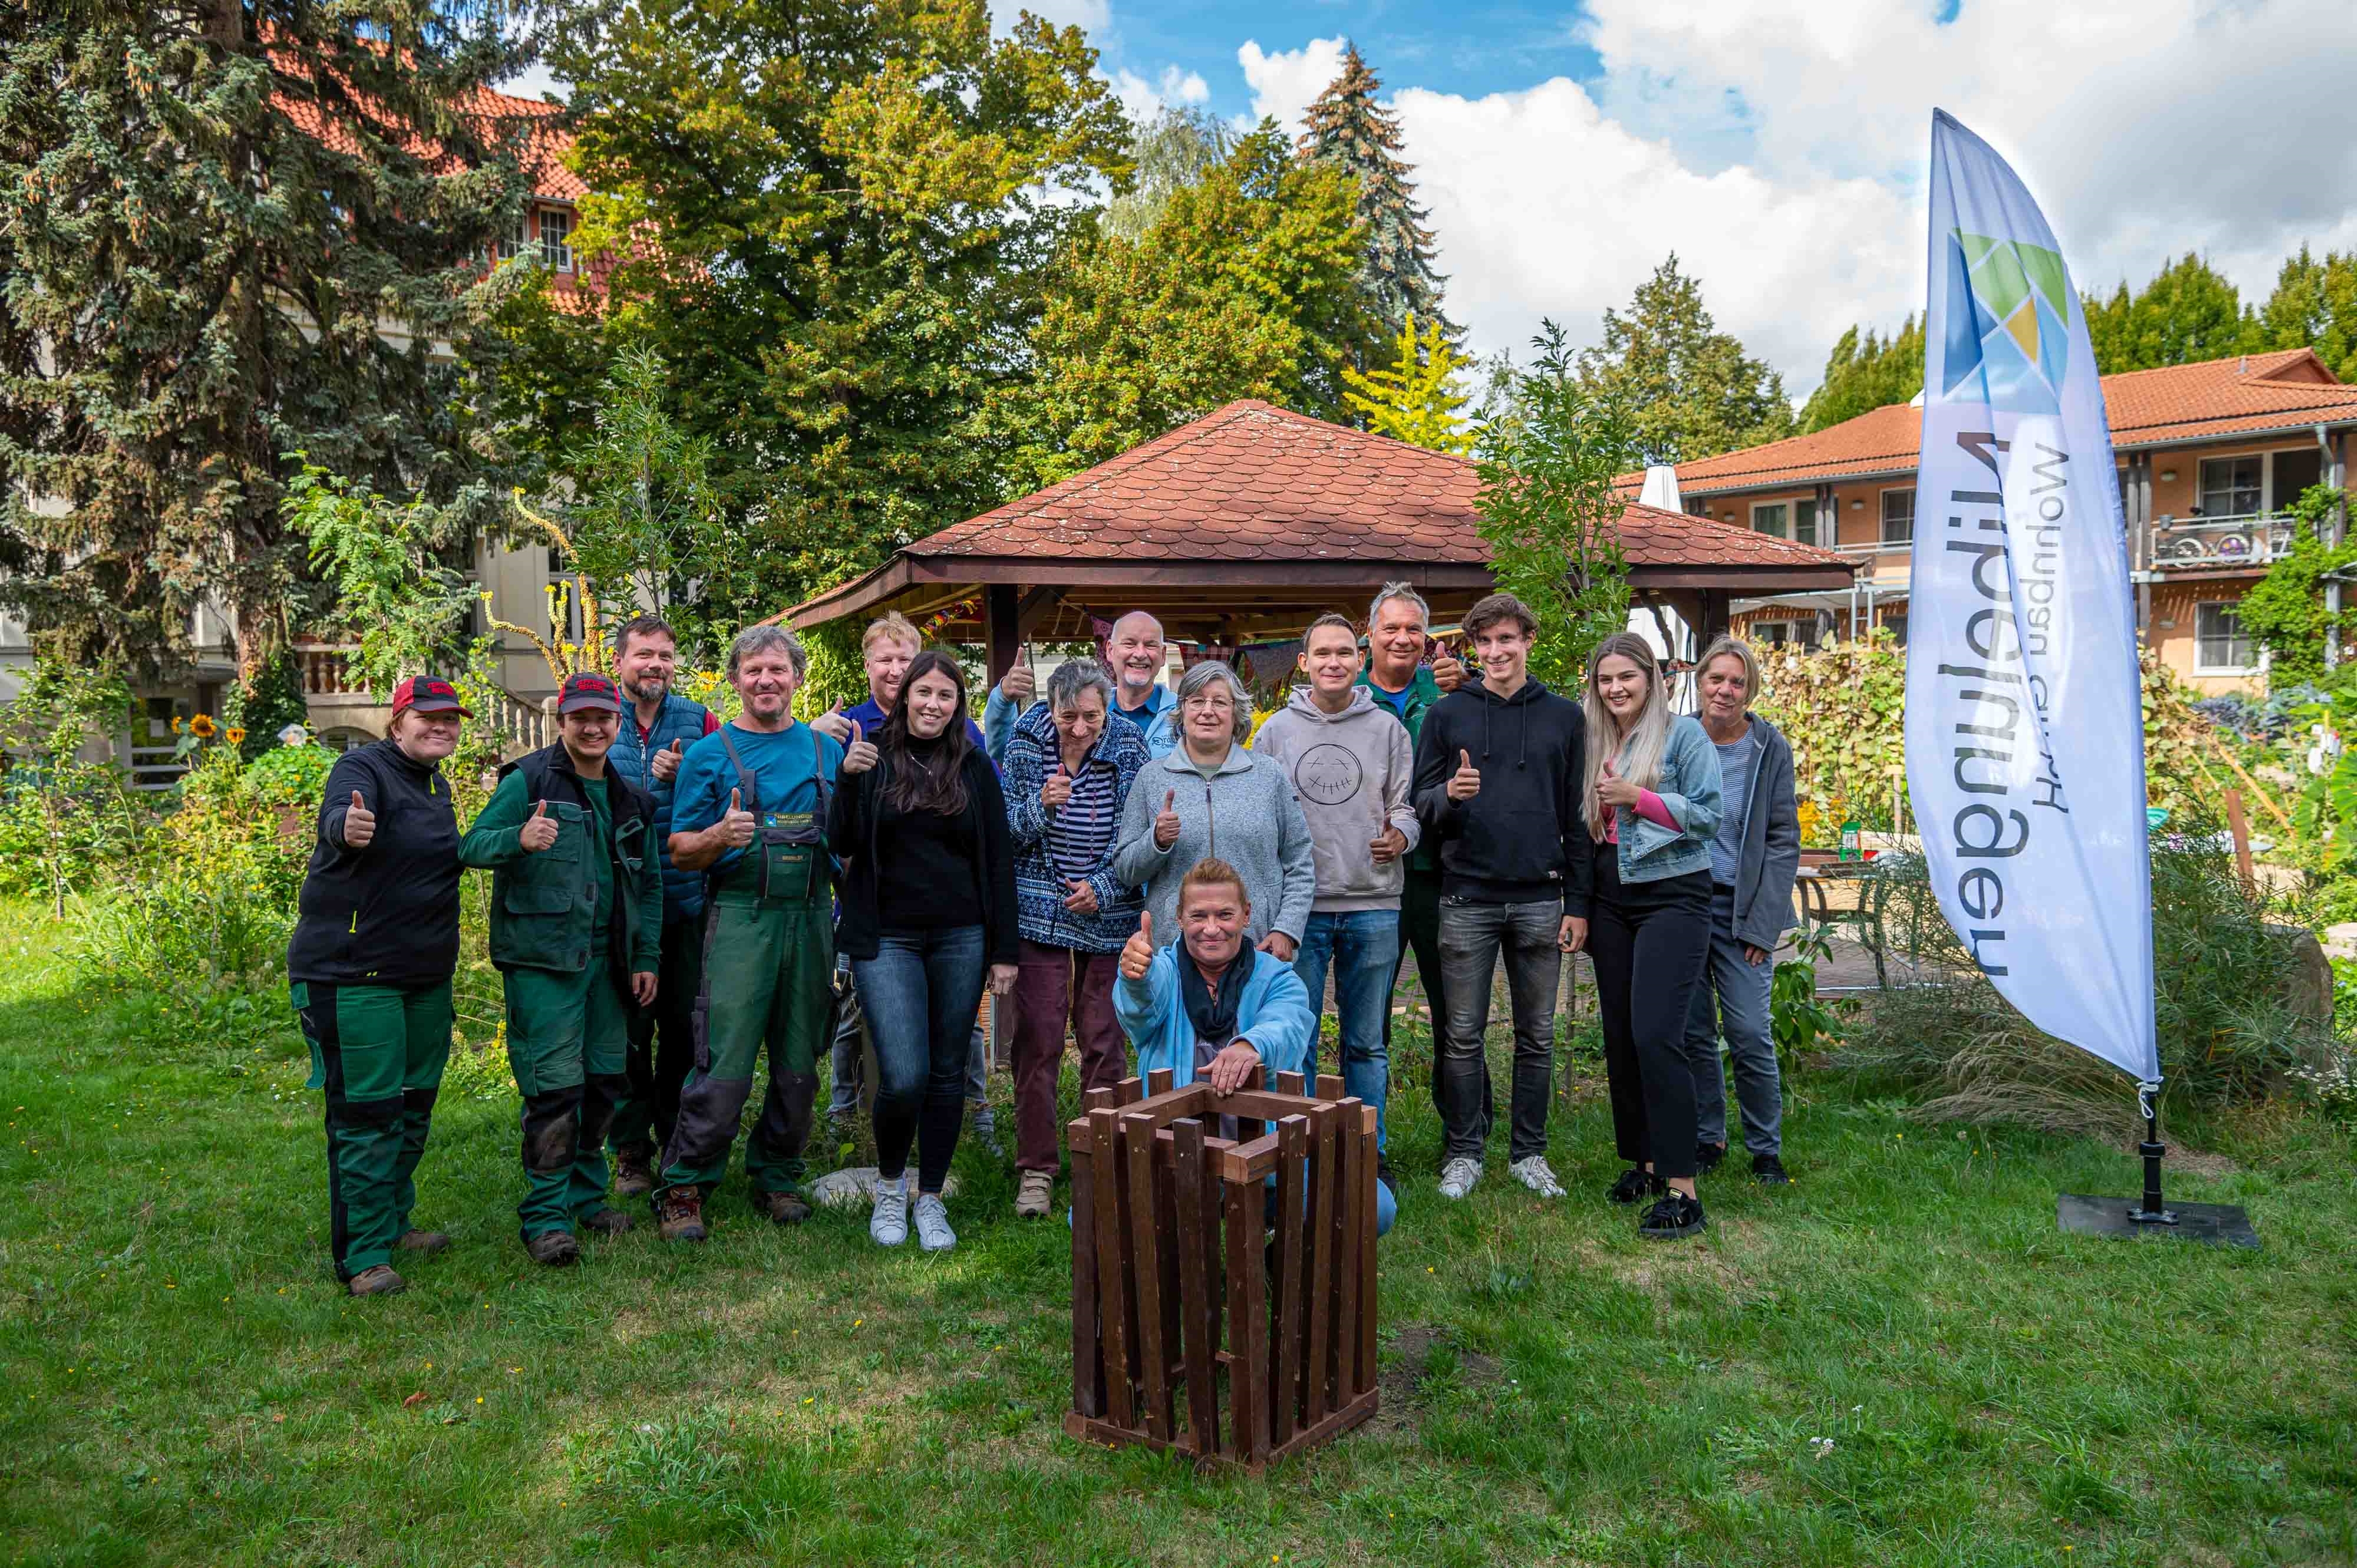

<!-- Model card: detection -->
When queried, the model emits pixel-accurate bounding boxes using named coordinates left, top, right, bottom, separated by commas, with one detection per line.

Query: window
left=2197, top=456, right=2262, bottom=519
left=487, top=215, right=528, bottom=264
left=1880, top=488, right=1915, bottom=545
left=1881, top=611, right=1909, bottom=646
left=2272, top=446, right=2323, bottom=509
left=1751, top=619, right=1793, bottom=646
left=2196, top=601, right=2255, bottom=672
left=1684, top=497, right=1712, bottom=518
left=1795, top=497, right=1819, bottom=547
left=538, top=208, right=574, bottom=271
left=1751, top=502, right=1788, bottom=539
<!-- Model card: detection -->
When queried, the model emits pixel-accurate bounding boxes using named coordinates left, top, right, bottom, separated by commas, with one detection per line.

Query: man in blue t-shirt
left=653, top=625, right=844, bottom=1243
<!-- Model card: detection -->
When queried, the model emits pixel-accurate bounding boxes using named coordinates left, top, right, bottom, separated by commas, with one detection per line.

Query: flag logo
left=1939, top=229, right=2071, bottom=414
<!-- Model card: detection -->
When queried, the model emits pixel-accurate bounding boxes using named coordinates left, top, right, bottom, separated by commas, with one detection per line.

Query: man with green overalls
left=656, top=623, right=846, bottom=1242
left=460, top=672, right=663, bottom=1267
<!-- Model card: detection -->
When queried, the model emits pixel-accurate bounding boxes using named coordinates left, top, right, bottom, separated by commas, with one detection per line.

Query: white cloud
left=1110, top=62, right=1210, bottom=124
left=1237, top=2, right=2357, bottom=394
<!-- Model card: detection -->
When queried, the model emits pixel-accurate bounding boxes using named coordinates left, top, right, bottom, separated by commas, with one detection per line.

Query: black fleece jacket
left=1410, top=677, right=1595, bottom=914
left=828, top=744, right=1021, bottom=967
left=288, top=739, right=463, bottom=989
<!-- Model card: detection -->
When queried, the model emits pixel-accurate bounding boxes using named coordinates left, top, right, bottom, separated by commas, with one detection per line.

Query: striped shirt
left=1047, top=755, right=1121, bottom=883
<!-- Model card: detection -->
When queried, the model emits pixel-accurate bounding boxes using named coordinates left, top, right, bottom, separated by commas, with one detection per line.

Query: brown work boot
left=1014, top=1169, right=1054, bottom=1219
left=580, top=1208, right=634, bottom=1236
left=346, top=1265, right=407, bottom=1298
left=525, top=1230, right=580, bottom=1267
left=656, top=1187, right=707, bottom=1243
left=394, top=1229, right=450, bottom=1253
left=612, top=1145, right=655, bottom=1199
left=754, top=1189, right=812, bottom=1226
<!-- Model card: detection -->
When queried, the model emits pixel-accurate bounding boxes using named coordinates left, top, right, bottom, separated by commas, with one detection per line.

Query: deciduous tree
left=2082, top=252, right=2258, bottom=372
left=1800, top=316, right=1924, bottom=432
left=1343, top=315, right=1474, bottom=454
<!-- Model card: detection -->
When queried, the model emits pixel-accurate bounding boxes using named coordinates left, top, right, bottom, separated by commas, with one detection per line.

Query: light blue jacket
left=1113, top=940, right=1315, bottom=1088
left=1607, top=714, right=1724, bottom=886
left=990, top=679, right=1177, bottom=764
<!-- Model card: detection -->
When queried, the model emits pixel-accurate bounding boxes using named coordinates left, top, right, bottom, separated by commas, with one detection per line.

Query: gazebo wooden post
left=985, top=583, right=1022, bottom=686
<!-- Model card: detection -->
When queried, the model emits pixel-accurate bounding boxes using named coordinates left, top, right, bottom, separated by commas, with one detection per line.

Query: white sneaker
left=870, top=1179, right=909, bottom=1246
left=1510, top=1156, right=1566, bottom=1199
left=1437, top=1157, right=1483, bottom=1200
left=912, top=1192, right=957, bottom=1252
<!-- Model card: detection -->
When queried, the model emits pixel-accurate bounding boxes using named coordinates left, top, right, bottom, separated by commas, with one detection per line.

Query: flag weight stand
left=2056, top=1084, right=2259, bottom=1249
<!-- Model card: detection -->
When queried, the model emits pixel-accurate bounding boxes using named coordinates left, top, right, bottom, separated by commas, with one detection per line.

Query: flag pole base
left=2055, top=1193, right=2259, bottom=1249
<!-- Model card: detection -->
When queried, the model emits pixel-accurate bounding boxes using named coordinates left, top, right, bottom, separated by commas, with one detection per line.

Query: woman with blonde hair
left=1579, top=633, right=1722, bottom=1240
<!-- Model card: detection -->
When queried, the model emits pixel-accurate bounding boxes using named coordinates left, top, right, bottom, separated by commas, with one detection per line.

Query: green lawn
left=3, top=898, right=2353, bottom=1567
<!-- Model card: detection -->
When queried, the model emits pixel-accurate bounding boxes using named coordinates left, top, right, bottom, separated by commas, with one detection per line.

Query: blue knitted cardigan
left=1002, top=700, right=1151, bottom=953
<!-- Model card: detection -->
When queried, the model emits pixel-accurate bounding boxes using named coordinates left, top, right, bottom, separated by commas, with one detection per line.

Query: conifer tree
left=0, top=1, right=539, bottom=678
left=1574, top=255, right=1795, bottom=464
left=1800, top=316, right=1925, bottom=431
left=1298, top=44, right=1455, bottom=345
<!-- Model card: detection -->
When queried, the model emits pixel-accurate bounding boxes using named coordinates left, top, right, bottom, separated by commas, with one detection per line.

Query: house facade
left=1653, top=348, right=2357, bottom=694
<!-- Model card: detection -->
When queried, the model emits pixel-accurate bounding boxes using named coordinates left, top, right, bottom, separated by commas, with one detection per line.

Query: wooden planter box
left=1066, top=1068, right=1379, bottom=1470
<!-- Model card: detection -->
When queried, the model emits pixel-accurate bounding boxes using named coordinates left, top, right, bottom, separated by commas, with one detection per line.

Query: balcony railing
left=2144, top=512, right=2295, bottom=571
left=296, top=642, right=367, bottom=698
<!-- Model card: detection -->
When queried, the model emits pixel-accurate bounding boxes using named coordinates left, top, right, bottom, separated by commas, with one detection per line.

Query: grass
left=2, top=896, right=2354, bottom=1567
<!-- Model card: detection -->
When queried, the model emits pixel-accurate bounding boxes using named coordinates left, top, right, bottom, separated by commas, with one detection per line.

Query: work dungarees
left=657, top=728, right=837, bottom=1201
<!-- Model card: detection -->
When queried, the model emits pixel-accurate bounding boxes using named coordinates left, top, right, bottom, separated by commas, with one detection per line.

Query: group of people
left=286, top=588, right=1798, bottom=1298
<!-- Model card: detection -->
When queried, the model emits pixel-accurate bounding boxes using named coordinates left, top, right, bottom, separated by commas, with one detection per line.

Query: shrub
left=0, top=662, right=147, bottom=911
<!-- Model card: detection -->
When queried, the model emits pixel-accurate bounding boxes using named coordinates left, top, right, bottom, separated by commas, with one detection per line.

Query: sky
left=517, top=1, right=2357, bottom=398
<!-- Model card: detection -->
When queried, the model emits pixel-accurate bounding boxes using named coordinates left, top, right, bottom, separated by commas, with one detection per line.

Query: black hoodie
left=288, top=739, right=463, bottom=989
left=1410, top=677, right=1593, bottom=913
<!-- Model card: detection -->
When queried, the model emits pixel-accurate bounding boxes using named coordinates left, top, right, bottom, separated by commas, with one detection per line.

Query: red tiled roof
left=922, top=400, right=1850, bottom=573
left=1655, top=348, right=2357, bottom=496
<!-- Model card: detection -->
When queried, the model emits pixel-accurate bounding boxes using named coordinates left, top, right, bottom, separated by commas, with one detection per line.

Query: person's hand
left=1559, top=915, right=1589, bottom=954
left=808, top=702, right=853, bottom=744
left=1445, top=749, right=1481, bottom=803
left=1206, top=1039, right=1262, bottom=1095
left=1062, top=877, right=1098, bottom=915
left=631, top=971, right=659, bottom=1007
left=1743, top=943, right=1768, bottom=965
left=1369, top=824, right=1408, bottom=864
left=341, top=790, right=375, bottom=850
left=1596, top=775, right=1644, bottom=810
left=839, top=719, right=878, bottom=775
left=988, top=962, right=1019, bottom=997
left=1041, top=760, right=1072, bottom=810
left=650, top=737, right=685, bottom=781
left=518, top=799, right=560, bottom=853
left=1152, top=788, right=1180, bottom=849
left=1119, top=911, right=1156, bottom=981
left=1257, top=931, right=1297, bottom=962
left=718, top=788, right=756, bottom=849
left=1431, top=651, right=1467, bottom=692
left=1000, top=661, right=1036, bottom=707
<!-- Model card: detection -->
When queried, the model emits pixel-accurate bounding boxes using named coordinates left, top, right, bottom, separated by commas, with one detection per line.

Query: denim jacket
left=1607, top=714, right=1722, bottom=885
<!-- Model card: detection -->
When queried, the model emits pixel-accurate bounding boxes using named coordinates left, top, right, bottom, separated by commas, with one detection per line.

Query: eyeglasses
left=1181, top=695, right=1234, bottom=712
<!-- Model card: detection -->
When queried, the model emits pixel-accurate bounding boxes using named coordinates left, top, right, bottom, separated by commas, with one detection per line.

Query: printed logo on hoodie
left=1294, top=743, right=1364, bottom=806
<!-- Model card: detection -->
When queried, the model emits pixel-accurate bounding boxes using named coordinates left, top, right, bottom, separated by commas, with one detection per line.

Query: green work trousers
left=292, top=980, right=453, bottom=1282
left=659, top=884, right=834, bottom=1200
left=503, top=958, right=632, bottom=1240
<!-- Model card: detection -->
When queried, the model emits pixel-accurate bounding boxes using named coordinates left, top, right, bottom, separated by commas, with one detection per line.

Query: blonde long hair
left=1581, top=633, right=1671, bottom=840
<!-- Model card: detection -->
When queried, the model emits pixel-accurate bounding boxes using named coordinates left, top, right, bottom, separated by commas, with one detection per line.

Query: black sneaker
left=1607, top=1167, right=1663, bottom=1206
left=1695, top=1142, right=1727, bottom=1174
left=1752, top=1153, right=1791, bottom=1186
left=1638, top=1191, right=1706, bottom=1240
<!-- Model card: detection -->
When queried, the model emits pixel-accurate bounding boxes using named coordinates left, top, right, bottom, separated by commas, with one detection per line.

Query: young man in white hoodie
left=1251, top=613, right=1420, bottom=1190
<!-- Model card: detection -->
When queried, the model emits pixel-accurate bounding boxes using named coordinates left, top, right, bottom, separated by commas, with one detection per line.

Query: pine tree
left=1343, top=315, right=1474, bottom=454
left=1574, top=255, right=1796, bottom=464
left=0, top=1, right=539, bottom=679
left=1800, top=316, right=1925, bottom=431
left=1298, top=44, right=1455, bottom=346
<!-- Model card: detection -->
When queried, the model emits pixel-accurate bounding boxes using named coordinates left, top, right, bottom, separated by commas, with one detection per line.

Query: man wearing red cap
left=461, top=671, right=663, bottom=1267
left=288, top=675, right=470, bottom=1296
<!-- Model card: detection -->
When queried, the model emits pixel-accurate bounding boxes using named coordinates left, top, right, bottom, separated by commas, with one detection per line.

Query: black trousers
left=1386, top=865, right=1466, bottom=1128
left=612, top=915, right=704, bottom=1157
left=1586, top=842, right=1714, bottom=1180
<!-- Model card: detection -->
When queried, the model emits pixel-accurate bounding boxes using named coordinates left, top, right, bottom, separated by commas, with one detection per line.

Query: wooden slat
left=1356, top=1105, right=1380, bottom=1397
left=1199, top=1088, right=1337, bottom=1123
left=1315, top=1072, right=1345, bottom=1100
left=1146, top=1067, right=1175, bottom=1097
left=1272, top=1114, right=1308, bottom=1449
left=1201, top=1128, right=1226, bottom=1441
left=1275, top=1069, right=1306, bottom=1097
left=1087, top=1106, right=1133, bottom=1428
left=1332, top=1097, right=1364, bottom=1402
left=1170, top=1118, right=1219, bottom=1456
left=1303, top=1102, right=1338, bottom=1426
left=1224, top=1174, right=1271, bottom=1463
left=1216, top=1135, right=1280, bottom=1184
left=1155, top=1125, right=1184, bottom=1437
left=1265, top=1386, right=1384, bottom=1465
left=1071, top=1141, right=1102, bottom=1420
left=1124, top=1111, right=1170, bottom=1441
left=1113, top=1075, right=1144, bottom=1107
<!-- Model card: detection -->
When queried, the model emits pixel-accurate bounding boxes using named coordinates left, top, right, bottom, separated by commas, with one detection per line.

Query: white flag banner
left=1906, top=110, right=2160, bottom=1085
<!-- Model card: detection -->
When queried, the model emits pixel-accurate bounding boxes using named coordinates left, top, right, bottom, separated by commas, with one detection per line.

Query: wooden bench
left=1065, top=1068, right=1381, bottom=1470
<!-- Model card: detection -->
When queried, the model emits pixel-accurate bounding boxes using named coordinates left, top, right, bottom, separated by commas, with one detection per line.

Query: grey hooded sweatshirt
left=1250, top=686, right=1422, bottom=913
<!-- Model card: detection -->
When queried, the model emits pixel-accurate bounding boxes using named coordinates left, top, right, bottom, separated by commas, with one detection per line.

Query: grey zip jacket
left=1722, top=711, right=1801, bottom=952
left=1111, top=742, right=1318, bottom=946
left=1250, top=686, right=1420, bottom=912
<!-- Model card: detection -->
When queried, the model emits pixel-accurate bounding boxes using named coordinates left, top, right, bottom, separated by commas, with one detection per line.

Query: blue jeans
left=1682, top=886, right=1782, bottom=1157
left=831, top=955, right=991, bottom=1125
left=852, top=926, right=988, bottom=1192
left=1292, top=910, right=1401, bottom=1154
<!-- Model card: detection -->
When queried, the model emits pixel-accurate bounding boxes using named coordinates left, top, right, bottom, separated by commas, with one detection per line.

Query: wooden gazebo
left=786, top=400, right=1855, bottom=681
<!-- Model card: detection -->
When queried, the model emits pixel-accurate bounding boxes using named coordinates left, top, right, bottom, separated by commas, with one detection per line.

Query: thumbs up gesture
left=1120, top=910, right=1156, bottom=981
left=1447, top=748, right=1482, bottom=803
left=1041, top=758, right=1072, bottom=810
left=809, top=701, right=852, bottom=744
left=1153, top=787, right=1181, bottom=849
left=519, top=798, right=560, bottom=853
left=718, top=787, right=756, bottom=849
left=840, top=718, right=878, bottom=775
left=1000, top=657, right=1036, bottom=707
left=341, top=789, right=376, bottom=849
left=651, top=735, right=685, bottom=782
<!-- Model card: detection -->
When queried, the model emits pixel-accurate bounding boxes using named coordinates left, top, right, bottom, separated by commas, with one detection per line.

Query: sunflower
left=190, top=714, right=217, bottom=739
left=225, top=726, right=246, bottom=744
left=169, top=716, right=185, bottom=735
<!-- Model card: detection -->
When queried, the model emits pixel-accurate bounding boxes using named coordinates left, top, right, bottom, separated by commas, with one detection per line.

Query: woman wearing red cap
left=287, top=675, right=470, bottom=1297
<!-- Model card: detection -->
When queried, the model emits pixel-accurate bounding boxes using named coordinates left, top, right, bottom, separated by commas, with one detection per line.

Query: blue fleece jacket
left=1113, top=940, right=1315, bottom=1088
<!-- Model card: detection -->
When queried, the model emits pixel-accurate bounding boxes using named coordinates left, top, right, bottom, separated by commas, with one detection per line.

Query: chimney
left=1638, top=464, right=1683, bottom=511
